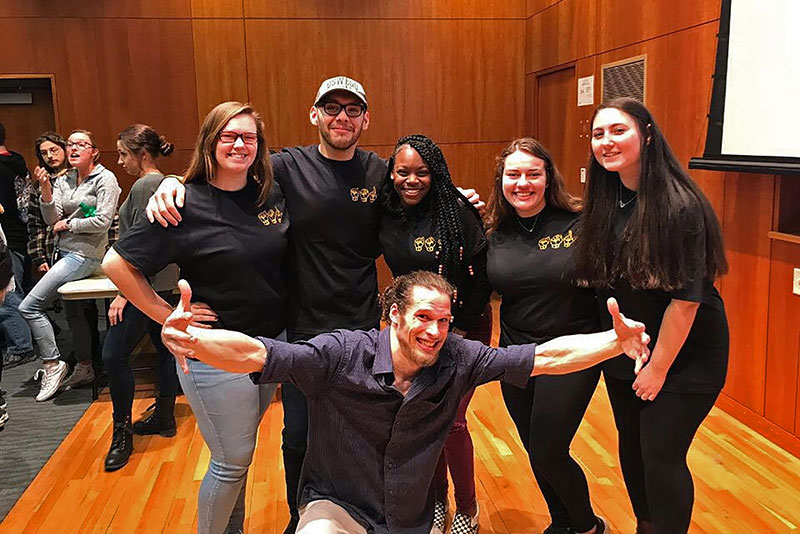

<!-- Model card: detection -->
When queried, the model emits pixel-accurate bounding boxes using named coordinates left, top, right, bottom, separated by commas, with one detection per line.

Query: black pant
left=281, top=381, right=308, bottom=521
left=101, top=300, right=178, bottom=423
left=501, top=366, right=600, bottom=532
left=604, top=373, right=718, bottom=534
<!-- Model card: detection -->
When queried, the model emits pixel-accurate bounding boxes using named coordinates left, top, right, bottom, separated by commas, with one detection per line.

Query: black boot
left=133, top=395, right=176, bottom=437
left=105, top=419, right=133, bottom=472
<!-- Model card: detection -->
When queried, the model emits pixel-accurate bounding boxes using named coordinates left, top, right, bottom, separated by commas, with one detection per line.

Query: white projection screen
left=689, top=0, right=800, bottom=174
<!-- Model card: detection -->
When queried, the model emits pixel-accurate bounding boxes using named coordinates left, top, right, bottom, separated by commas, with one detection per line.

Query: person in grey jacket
left=22, top=129, right=121, bottom=402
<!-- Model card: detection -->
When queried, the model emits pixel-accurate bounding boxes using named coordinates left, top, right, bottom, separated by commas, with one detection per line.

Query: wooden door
left=534, top=66, right=588, bottom=197
left=0, top=77, right=57, bottom=172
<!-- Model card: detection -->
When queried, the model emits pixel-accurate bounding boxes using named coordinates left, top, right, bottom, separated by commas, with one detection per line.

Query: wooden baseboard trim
left=716, top=393, right=800, bottom=458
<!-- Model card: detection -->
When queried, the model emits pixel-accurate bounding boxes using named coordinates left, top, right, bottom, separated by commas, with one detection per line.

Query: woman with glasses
left=379, top=134, right=491, bottom=534
left=22, top=129, right=121, bottom=402
left=104, top=102, right=288, bottom=534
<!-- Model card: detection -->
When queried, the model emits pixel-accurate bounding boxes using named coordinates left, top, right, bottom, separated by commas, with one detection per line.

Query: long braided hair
left=381, top=134, right=482, bottom=302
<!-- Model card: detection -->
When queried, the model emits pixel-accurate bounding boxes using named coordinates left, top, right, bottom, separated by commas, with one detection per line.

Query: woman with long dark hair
left=574, top=97, right=729, bottom=534
left=485, top=138, right=605, bottom=534
left=22, top=129, right=121, bottom=402
left=101, top=124, right=183, bottom=471
left=103, top=102, right=288, bottom=533
left=379, top=134, right=491, bottom=534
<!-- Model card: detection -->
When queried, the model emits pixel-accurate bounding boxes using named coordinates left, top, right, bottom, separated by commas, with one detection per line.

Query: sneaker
left=431, top=501, right=448, bottom=534
left=448, top=504, right=478, bottom=534
left=0, top=390, right=6, bottom=410
left=594, top=517, right=607, bottom=534
left=61, top=363, right=95, bottom=389
left=35, top=361, right=69, bottom=401
left=33, top=367, right=44, bottom=381
left=0, top=406, right=8, bottom=430
left=3, top=350, right=36, bottom=369
left=543, top=526, right=573, bottom=534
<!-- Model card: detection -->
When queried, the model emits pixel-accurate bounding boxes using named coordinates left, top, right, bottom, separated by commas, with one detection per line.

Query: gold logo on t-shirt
left=538, top=230, right=575, bottom=250
left=350, top=185, right=377, bottom=203
left=412, top=235, right=439, bottom=253
left=258, top=207, right=283, bottom=226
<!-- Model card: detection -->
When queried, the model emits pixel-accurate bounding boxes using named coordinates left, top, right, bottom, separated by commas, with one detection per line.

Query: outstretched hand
left=607, top=297, right=650, bottom=373
left=162, top=279, right=197, bottom=374
left=146, top=176, right=185, bottom=227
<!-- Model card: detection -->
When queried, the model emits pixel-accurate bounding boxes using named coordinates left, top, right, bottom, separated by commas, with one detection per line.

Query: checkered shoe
left=448, top=504, right=479, bottom=534
left=430, top=501, right=448, bottom=534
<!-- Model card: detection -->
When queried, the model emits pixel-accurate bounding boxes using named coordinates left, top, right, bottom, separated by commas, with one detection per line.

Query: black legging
left=501, top=365, right=601, bottom=533
left=101, top=300, right=178, bottom=423
left=604, top=373, right=718, bottom=534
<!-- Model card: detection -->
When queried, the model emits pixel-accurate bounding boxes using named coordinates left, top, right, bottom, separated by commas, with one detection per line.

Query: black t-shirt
left=272, top=146, right=385, bottom=337
left=597, top=194, right=729, bottom=393
left=114, top=179, right=288, bottom=338
left=379, top=198, right=490, bottom=331
left=487, top=206, right=600, bottom=346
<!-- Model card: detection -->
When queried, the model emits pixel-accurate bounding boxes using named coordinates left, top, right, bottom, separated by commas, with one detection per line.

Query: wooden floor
left=2, top=373, right=799, bottom=533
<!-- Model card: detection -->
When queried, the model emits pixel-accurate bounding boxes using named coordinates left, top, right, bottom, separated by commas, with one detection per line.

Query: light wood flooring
left=2, top=373, right=799, bottom=533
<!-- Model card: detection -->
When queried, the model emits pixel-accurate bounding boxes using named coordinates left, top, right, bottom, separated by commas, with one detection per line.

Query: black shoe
left=635, top=519, right=654, bottom=534
left=133, top=396, right=176, bottom=437
left=3, top=350, right=36, bottom=369
left=105, top=420, right=133, bottom=471
left=283, top=516, right=299, bottom=534
left=543, top=525, right=573, bottom=534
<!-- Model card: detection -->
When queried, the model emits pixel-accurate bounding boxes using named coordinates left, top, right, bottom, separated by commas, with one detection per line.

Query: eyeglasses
left=39, top=147, right=62, bottom=157
left=218, top=131, right=258, bottom=145
left=317, top=101, right=366, bottom=118
left=66, top=141, right=94, bottom=150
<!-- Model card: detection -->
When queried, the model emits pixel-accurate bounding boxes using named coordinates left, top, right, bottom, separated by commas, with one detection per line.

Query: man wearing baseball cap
left=272, top=76, right=386, bottom=532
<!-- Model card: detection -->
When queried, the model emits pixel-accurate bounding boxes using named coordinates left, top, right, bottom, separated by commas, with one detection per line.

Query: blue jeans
left=19, top=251, right=100, bottom=362
left=0, top=250, right=33, bottom=355
left=178, top=352, right=280, bottom=534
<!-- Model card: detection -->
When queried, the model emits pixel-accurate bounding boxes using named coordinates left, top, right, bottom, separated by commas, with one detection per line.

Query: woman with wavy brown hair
left=104, top=101, right=288, bottom=534
left=485, top=138, right=606, bottom=534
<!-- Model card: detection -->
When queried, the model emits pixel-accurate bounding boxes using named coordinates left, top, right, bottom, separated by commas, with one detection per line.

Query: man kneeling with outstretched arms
left=161, top=270, right=650, bottom=534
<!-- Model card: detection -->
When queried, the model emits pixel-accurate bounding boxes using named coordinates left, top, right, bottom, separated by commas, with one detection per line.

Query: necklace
left=516, top=213, right=540, bottom=233
left=618, top=182, right=637, bottom=209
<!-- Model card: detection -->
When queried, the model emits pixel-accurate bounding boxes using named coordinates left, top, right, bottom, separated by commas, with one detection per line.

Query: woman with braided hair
left=379, top=134, right=491, bottom=534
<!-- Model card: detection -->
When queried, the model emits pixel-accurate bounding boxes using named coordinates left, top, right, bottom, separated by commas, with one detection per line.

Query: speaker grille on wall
left=601, top=56, right=646, bottom=103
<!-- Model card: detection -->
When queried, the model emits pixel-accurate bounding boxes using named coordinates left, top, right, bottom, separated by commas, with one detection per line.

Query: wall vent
left=601, top=55, right=646, bottom=103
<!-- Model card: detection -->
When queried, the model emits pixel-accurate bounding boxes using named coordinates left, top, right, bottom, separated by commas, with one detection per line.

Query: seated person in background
left=22, top=129, right=121, bottom=402
left=160, top=270, right=651, bottom=534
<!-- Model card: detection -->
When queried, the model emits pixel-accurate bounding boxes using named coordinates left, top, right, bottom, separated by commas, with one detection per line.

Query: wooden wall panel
left=94, top=19, right=198, bottom=151
left=596, top=0, right=719, bottom=53
left=192, top=0, right=243, bottom=18
left=0, top=0, right=190, bottom=18
left=719, top=173, right=774, bottom=413
left=526, top=0, right=596, bottom=73
left=245, top=19, right=524, bottom=148
left=527, top=0, right=561, bottom=18
left=192, top=19, right=249, bottom=120
left=764, top=240, right=800, bottom=432
left=244, top=0, right=525, bottom=19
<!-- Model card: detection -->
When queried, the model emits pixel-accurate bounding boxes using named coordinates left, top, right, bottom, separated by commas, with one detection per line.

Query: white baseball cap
left=314, top=76, right=368, bottom=107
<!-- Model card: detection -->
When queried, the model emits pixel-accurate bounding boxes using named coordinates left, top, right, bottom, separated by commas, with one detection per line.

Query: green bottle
left=78, top=202, right=96, bottom=217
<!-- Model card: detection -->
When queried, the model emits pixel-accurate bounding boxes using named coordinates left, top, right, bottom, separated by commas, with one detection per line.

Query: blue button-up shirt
left=254, top=328, right=535, bottom=534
